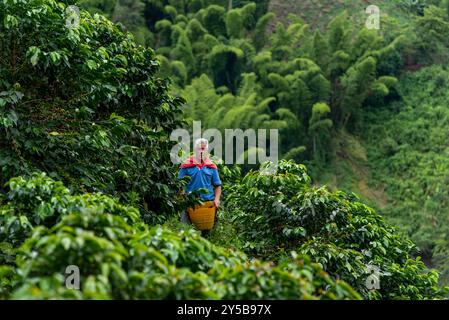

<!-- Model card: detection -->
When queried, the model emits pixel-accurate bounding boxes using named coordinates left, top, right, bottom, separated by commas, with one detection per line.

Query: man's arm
left=214, top=185, right=221, bottom=208
left=211, top=168, right=222, bottom=208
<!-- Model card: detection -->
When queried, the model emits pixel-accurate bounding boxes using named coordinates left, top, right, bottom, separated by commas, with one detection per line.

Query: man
left=178, top=138, right=222, bottom=226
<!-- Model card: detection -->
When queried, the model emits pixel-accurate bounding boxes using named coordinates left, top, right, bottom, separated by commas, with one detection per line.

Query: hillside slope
left=362, top=66, right=449, bottom=284
left=266, top=0, right=449, bottom=286
left=268, top=0, right=407, bottom=30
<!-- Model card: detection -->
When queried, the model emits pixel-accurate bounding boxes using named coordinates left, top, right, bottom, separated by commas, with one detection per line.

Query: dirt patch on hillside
left=267, top=0, right=388, bottom=32
left=326, top=131, right=388, bottom=210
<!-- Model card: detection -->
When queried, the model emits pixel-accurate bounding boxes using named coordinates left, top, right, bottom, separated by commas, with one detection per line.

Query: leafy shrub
left=0, top=0, right=184, bottom=223
left=12, top=220, right=360, bottom=299
left=0, top=266, right=16, bottom=299
left=1, top=174, right=359, bottom=300
left=227, top=160, right=448, bottom=299
left=0, top=172, right=139, bottom=249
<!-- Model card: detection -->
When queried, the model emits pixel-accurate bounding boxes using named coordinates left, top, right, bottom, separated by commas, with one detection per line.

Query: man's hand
left=214, top=185, right=222, bottom=209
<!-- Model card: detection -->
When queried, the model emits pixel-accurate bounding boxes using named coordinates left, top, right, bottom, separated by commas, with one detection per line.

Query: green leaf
left=86, top=60, right=97, bottom=70
left=50, top=52, right=61, bottom=64
left=28, top=47, right=41, bottom=66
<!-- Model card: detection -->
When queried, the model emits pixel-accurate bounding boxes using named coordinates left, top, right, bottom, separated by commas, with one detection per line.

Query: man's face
left=195, top=142, right=207, bottom=154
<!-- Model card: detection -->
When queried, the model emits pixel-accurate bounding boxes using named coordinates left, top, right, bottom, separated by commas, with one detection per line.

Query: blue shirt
left=178, top=166, right=221, bottom=201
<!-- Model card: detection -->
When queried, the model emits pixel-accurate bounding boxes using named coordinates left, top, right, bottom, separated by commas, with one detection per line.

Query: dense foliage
left=0, top=0, right=185, bottom=224
left=77, top=0, right=410, bottom=166
left=1, top=0, right=449, bottom=300
left=363, top=65, right=449, bottom=284
left=0, top=173, right=359, bottom=300
left=226, top=160, right=447, bottom=299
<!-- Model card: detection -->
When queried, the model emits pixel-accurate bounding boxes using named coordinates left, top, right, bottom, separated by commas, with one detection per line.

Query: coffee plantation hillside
left=0, top=0, right=355, bottom=300
left=76, top=1, right=449, bottom=286
left=0, top=168, right=446, bottom=299
left=0, top=172, right=360, bottom=299
left=0, top=0, right=448, bottom=300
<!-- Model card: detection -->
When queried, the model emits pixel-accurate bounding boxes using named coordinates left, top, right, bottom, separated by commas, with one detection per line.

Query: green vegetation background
left=1, top=0, right=449, bottom=299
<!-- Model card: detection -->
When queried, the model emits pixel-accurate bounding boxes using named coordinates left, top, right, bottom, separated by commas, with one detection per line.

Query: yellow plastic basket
left=187, top=201, right=216, bottom=231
